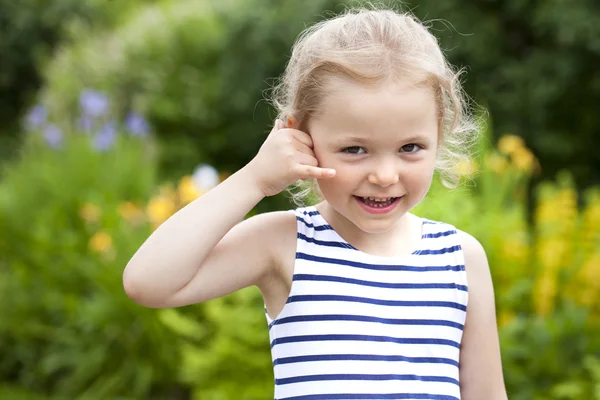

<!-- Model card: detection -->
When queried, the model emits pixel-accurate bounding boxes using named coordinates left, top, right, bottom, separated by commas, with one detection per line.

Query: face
left=307, top=79, right=439, bottom=234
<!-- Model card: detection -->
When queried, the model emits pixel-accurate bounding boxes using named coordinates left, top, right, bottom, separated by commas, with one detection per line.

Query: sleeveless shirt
left=265, top=206, right=469, bottom=400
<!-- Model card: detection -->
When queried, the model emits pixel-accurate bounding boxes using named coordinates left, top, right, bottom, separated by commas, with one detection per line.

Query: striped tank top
left=265, top=206, right=468, bottom=400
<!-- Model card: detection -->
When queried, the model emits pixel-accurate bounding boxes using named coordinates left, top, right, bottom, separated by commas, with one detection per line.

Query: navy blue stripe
left=276, top=373, right=459, bottom=386
left=271, top=334, right=460, bottom=349
left=301, top=210, right=320, bottom=216
left=297, top=233, right=355, bottom=249
left=296, top=216, right=333, bottom=231
left=287, top=294, right=467, bottom=311
left=297, top=252, right=464, bottom=272
left=422, top=230, right=456, bottom=238
left=273, top=354, right=459, bottom=367
left=279, top=393, right=459, bottom=400
left=417, top=245, right=461, bottom=255
left=294, top=274, right=468, bottom=292
left=272, top=314, right=464, bottom=330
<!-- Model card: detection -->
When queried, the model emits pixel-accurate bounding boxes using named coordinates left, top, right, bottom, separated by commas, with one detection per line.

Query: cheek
left=402, top=161, right=436, bottom=192
left=316, top=161, right=362, bottom=200
left=317, top=167, right=357, bottom=193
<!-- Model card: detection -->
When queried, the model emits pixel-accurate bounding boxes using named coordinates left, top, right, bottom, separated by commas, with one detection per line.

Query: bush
left=39, top=0, right=345, bottom=212
left=0, top=0, right=155, bottom=161
left=0, top=91, right=203, bottom=399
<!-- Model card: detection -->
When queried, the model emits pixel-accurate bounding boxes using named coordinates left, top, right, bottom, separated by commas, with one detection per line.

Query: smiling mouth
left=355, top=196, right=399, bottom=208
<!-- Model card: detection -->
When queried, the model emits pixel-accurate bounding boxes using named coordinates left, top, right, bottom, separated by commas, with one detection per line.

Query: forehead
left=309, top=79, right=438, bottom=141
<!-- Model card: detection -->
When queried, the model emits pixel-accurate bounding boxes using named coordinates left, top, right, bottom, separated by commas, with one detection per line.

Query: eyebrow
left=338, top=136, right=370, bottom=144
left=336, top=135, right=431, bottom=144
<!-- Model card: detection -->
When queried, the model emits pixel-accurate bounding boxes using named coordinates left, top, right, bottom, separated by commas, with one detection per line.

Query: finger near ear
left=298, top=166, right=336, bottom=179
left=321, top=168, right=336, bottom=178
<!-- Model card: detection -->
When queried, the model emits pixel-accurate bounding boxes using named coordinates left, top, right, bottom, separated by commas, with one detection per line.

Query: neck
left=315, top=202, right=421, bottom=257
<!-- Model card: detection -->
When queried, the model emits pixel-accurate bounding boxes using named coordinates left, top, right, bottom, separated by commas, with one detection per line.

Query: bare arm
left=459, top=231, right=508, bottom=399
left=123, top=165, right=267, bottom=308
left=122, top=120, right=335, bottom=308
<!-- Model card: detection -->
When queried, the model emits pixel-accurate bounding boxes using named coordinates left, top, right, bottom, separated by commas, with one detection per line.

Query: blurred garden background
left=0, top=0, right=599, bottom=399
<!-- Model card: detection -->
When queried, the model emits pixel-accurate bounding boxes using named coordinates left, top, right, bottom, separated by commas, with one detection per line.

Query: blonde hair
left=269, top=5, right=480, bottom=205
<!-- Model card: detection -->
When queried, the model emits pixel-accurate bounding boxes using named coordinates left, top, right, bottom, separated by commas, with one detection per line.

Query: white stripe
left=275, top=380, right=461, bottom=399
left=271, top=339, right=461, bottom=361
left=275, top=360, right=459, bottom=382
left=294, top=259, right=467, bottom=285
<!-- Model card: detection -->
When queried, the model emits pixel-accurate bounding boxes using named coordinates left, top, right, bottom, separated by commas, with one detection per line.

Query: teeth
left=364, top=197, right=393, bottom=202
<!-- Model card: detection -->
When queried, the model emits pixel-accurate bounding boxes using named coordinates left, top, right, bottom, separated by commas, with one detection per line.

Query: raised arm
left=122, top=120, right=335, bottom=308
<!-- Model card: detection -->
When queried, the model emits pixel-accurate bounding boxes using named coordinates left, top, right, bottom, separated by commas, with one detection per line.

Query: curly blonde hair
left=269, top=5, right=480, bottom=205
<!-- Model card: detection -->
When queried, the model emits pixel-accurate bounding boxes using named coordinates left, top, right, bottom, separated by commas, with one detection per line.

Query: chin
left=347, top=208, right=408, bottom=234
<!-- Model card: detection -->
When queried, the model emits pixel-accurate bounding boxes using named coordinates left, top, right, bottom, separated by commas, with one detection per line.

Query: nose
left=367, top=158, right=400, bottom=187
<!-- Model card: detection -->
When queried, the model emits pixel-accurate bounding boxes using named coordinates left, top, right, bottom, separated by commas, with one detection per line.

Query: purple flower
left=93, top=122, right=117, bottom=152
left=125, top=112, right=150, bottom=137
left=43, top=124, right=63, bottom=148
left=25, top=104, right=47, bottom=129
left=80, top=89, right=109, bottom=118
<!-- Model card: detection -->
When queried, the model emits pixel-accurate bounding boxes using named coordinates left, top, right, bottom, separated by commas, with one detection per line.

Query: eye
left=341, top=146, right=366, bottom=155
left=399, top=144, right=423, bottom=153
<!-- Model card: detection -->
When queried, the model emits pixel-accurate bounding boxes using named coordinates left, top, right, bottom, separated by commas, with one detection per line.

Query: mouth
left=354, top=195, right=401, bottom=214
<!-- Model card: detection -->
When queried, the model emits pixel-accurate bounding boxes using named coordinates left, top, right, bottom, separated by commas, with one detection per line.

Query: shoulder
left=420, top=221, right=490, bottom=288
left=242, top=208, right=298, bottom=282
left=456, top=230, right=493, bottom=294
left=242, top=209, right=298, bottom=243
left=457, top=230, right=488, bottom=268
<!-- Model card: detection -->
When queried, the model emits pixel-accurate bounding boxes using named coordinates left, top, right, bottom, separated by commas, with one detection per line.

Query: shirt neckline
left=306, top=205, right=425, bottom=260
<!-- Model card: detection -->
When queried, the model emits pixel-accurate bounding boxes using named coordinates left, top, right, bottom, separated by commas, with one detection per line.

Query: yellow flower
left=584, top=202, right=600, bottom=226
left=537, top=239, right=567, bottom=270
left=89, top=231, right=112, bottom=254
left=118, top=201, right=145, bottom=225
left=80, top=203, right=101, bottom=223
left=511, top=147, right=536, bottom=173
left=485, top=153, right=508, bottom=174
left=497, top=135, right=525, bottom=156
left=147, top=196, right=176, bottom=228
left=573, top=254, right=600, bottom=307
left=158, top=184, right=177, bottom=204
left=501, top=239, right=529, bottom=263
left=454, top=158, right=478, bottom=178
left=534, top=273, right=557, bottom=316
left=178, top=176, right=204, bottom=205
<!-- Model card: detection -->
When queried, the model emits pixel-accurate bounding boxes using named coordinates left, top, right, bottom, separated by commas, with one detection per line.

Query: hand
left=247, top=119, right=336, bottom=197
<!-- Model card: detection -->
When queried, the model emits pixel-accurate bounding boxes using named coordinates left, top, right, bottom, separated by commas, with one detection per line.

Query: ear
left=284, top=116, right=297, bottom=129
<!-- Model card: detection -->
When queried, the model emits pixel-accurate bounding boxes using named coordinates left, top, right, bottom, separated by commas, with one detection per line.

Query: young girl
left=123, top=7, right=508, bottom=400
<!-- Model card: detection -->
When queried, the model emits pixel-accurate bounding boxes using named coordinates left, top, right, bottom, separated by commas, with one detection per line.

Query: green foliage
left=0, top=119, right=197, bottom=398
left=501, top=310, right=600, bottom=400
left=39, top=0, right=343, bottom=212
left=182, top=289, right=273, bottom=400
left=404, top=0, right=600, bottom=187
left=0, top=0, right=86, bottom=130
left=0, top=0, right=156, bottom=161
